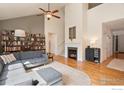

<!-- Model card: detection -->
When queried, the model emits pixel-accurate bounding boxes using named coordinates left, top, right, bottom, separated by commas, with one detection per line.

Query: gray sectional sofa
left=0, top=51, right=48, bottom=85
left=13, top=51, right=48, bottom=67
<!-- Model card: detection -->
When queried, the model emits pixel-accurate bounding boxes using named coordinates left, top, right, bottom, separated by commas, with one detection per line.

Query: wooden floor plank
left=54, top=53, right=124, bottom=85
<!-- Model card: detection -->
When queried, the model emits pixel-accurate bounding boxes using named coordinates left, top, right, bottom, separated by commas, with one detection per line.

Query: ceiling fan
left=37, top=3, right=61, bottom=20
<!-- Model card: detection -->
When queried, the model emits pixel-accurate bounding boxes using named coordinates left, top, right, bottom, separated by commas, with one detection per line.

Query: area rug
left=107, top=59, right=124, bottom=72
left=32, top=61, right=91, bottom=85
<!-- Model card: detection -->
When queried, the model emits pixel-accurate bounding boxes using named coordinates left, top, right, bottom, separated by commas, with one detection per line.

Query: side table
left=47, top=53, right=54, bottom=62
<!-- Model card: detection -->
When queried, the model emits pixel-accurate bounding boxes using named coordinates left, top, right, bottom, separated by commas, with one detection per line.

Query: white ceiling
left=0, top=3, right=65, bottom=20
left=105, top=18, right=124, bottom=31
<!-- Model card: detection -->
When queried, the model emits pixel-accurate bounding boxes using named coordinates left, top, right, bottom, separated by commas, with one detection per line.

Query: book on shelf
left=0, top=30, right=46, bottom=53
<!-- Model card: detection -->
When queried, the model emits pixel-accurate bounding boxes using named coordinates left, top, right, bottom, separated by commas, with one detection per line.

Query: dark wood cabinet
left=85, top=47, right=100, bottom=63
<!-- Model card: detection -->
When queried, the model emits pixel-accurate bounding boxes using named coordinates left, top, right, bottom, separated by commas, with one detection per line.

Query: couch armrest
left=41, top=54, right=48, bottom=61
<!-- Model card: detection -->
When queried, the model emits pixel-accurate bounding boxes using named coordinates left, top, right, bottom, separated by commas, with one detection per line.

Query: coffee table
left=34, top=67, right=63, bottom=85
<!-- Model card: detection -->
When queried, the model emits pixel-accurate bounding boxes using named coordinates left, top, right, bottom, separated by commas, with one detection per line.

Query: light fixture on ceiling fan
left=37, top=3, right=61, bottom=20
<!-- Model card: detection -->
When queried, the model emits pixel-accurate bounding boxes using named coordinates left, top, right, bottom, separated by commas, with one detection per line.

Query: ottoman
left=36, top=67, right=63, bottom=85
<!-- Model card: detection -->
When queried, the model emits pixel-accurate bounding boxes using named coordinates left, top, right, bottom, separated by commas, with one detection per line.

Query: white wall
left=82, top=4, right=88, bottom=60
left=102, top=24, right=113, bottom=60
left=113, top=30, right=124, bottom=35
left=65, top=4, right=83, bottom=43
left=44, top=7, right=65, bottom=55
left=87, top=3, right=124, bottom=62
left=65, top=3, right=88, bottom=61
left=118, top=35, right=124, bottom=52
left=50, top=34, right=56, bottom=53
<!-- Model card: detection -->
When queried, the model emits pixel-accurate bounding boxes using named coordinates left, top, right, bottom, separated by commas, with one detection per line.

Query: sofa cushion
left=13, top=52, right=21, bottom=60
left=42, top=54, right=48, bottom=60
left=20, top=51, right=43, bottom=60
left=3, top=62, right=23, bottom=72
left=0, top=79, right=5, bottom=85
left=8, top=60, right=22, bottom=65
left=0, top=73, right=32, bottom=85
left=0, top=58, right=4, bottom=75
left=7, top=54, right=16, bottom=63
left=0, top=55, right=9, bottom=64
left=0, top=67, right=25, bottom=81
left=21, top=58, right=47, bottom=64
left=0, top=54, right=16, bottom=64
left=31, top=51, right=43, bottom=58
left=0, top=70, right=8, bottom=80
left=0, top=63, right=3, bottom=75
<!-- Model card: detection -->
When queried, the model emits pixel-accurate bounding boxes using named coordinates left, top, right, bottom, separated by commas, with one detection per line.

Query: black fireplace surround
left=68, top=47, right=77, bottom=60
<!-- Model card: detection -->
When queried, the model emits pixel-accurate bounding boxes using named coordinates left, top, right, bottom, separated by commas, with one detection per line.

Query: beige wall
left=0, top=15, right=44, bottom=34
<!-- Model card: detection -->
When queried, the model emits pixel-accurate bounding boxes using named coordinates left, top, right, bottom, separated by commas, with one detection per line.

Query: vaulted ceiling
left=0, top=3, right=65, bottom=20
left=0, top=3, right=103, bottom=20
left=105, top=18, right=124, bottom=31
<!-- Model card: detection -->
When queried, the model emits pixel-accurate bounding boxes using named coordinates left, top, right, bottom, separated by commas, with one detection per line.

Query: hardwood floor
left=54, top=53, right=124, bottom=85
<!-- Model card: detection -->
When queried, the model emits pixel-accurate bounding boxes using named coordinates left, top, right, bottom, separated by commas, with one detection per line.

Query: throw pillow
left=6, top=55, right=12, bottom=63
left=6, top=54, right=16, bottom=63
left=9, top=54, right=16, bottom=62
left=0, top=55, right=8, bottom=64
left=0, top=54, right=16, bottom=64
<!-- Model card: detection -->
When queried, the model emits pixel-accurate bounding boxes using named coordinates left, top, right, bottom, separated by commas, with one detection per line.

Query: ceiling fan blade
left=37, top=13, right=44, bottom=16
left=52, top=15, right=61, bottom=19
left=39, top=8, right=46, bottom=12
left=52, top=10, right=59, bottom=13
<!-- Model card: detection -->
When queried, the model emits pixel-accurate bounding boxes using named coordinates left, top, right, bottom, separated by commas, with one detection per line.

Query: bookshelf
left=0, top=30, right=46, bottom=53
left=29, top=33, right=46, bottom=53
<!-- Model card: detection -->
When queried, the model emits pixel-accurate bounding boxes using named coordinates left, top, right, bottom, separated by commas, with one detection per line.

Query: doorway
left=113, top=34, right=124, bottom=53
left=103, top=18, right=124, bottom=61
left=118, top=35, right=124, bottom=53
left=48, top=33, right=57, bottom=55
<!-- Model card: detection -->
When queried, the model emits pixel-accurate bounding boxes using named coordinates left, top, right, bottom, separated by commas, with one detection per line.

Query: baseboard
left=118, top=52, right=124, bottom=54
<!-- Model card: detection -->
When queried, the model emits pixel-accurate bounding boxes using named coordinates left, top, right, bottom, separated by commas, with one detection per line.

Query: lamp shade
left=14, top=29, right=26, bottom=37
left=89, top=39, right=97, bottom=48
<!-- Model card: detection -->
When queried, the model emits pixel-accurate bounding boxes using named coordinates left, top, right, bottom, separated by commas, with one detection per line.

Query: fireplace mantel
left=65, top=43, right=83, bottom=61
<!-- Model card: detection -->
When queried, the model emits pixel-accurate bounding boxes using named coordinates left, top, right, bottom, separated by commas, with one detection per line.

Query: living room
left=0, top=1, right=124, bottom=89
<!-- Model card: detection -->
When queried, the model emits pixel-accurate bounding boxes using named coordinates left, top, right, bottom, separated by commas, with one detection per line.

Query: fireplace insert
left=68, top=47, right=77, bottom=60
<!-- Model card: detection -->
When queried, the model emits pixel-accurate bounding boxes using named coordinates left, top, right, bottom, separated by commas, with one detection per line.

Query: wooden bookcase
left=29, top=33, right=46, bottom=53
left=0, top=30, right=46, bottom=53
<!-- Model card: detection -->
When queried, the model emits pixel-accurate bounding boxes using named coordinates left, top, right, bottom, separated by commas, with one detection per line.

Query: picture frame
left=69, top=26, right=76, bottom=41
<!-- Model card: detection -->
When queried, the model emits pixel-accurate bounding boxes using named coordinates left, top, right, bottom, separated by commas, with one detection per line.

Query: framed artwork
left=69, top=26, right=76, bottom=41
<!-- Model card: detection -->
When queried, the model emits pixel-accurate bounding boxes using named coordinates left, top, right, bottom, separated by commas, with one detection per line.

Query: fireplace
left=68, top=47, right=77, bottom=60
